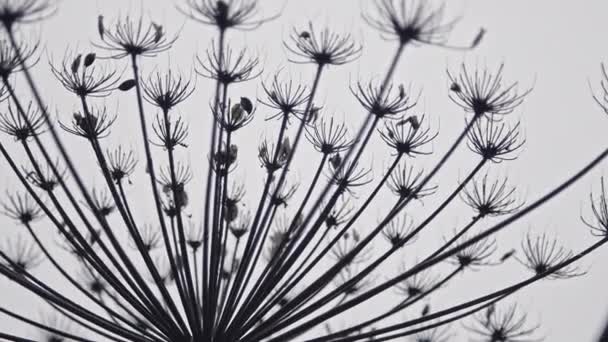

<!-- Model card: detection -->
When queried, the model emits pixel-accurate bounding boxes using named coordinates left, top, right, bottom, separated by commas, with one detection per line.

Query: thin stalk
left=314, top=266, right=463, bottom=341
left=0, top=141, right=163, bottom=333
left=0, top=78, right=164, bottom=327
left=201, top=29, right=226, bottom=338
left=129, top=53, right=192, bottom=335
left=160, top=104, right=201, bottom=335
left=239, top=153, right=329, bottom=313
left=79, top=95, right=182, bottom=333
left=268, top=148, right=608, bottom=341
left=325, top=237, right=608, bottom=342
left=261, top=159, right=485, bottom=338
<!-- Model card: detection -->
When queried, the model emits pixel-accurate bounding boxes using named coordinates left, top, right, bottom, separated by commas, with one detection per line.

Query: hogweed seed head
left=306, top=117, right=354, bottom=155
left=467, top=117, right=525, bottom=163
left=448, top=63, right=531, bottom=118
left=50, top=51, right=121, bottom=97
left=388, top=162, right=437, bottom=202
left=1, top=190, right=42, bottom=225
left=179, top=0, right=279, bottom=31
left=59, top=106, right=117, bottom=140
left=285, top=22, right=362, bottom=66
left=460, top=173, right=524, bottom=218
left=259, top=74, right=310, bottom=121
left=465, top=304, right=540, bottom=342
left=94, top=15, right=177, bottom=59
left=379, top=114, right=437, bottom=157
left=364, top=0, right=460, bottom=48
left=0, top=101, right=46, bottom=141
left=351, top=81, right=417, bottom=119
left=142, top=70, right=194, bottom=112
left=0, top=37, right=39, bottom=79
left=517, top=232, right=584, bottom=280
left=0, top=0, right=55, bottom=29
left=197, top=44, right=261, bottom=85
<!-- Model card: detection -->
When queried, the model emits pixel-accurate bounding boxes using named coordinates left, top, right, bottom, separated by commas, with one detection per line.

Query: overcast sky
left=1, top=0, right=608, bottom=340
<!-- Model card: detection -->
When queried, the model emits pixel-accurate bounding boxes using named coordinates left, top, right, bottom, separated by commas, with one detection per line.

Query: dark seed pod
left=118, top=79, right=137, bottom=91
left=98, top=15, right=105, bottom=39
left=71, top=54, right=82, bottom=74
left=240, top=97, right=253, bottom=114
left=153, top=23, right=163, bottom=43
left=500, top=249, right=516, bottom=262
left=421, top=304, right=430, bottom=316
left=471, top=28, right=486, bottom=48
left=84, top=53, right=96, bottom=67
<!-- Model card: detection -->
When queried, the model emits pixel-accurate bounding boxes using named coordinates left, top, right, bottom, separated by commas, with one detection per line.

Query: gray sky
left=1, top=0, right=608, bottom=340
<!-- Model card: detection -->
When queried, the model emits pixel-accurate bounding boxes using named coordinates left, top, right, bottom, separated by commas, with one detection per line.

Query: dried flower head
left=1, top=191, right=43, bottom=224
left=388, top=162, right=437, bottom=201
left=258, top=138, right=290, bottom=172
left=465, top=304, right=540, bottom=342
left=351, top=81, right=416, bottom=119
left=159, top=162, right=193, bottom=195
left=448, top=63, right=530, bottom=118
left=467, top=117, right=525, bottom=163
left=88, top=188, right=115, bottom=217
left=129, top=224, right=162, bottom=252
left=25, top=159, right=65, bottom=192
left=259, top=74, right=310, bottom=121
left=395, top=264, right=439, bottom=298
left=0, top=0, right=55, bottom=29
left=151, top=113, right=189, bottom=150
left=0, top=37, right=39, bottom=79
left=285, top=22, right=362, bottom=66
left=105, top=146, right=137, bottom=184
left=517, top=232, right=584, bottom=280
left=158, top=163, right=192, bottom=214
left=50, top=51, right=120, bottom=97
left=460, top=173, right=523, bottom=218
left=197, top=44, right=261, bottom=85
left=1, top=235, right=44, bottom=273
left=213, top=143, right=238, bottom=175
left=94, top=15, right=177, bottom=59
left=215, top=98, right=256, bottom=132
left=142, top=70, right=194, bottom=111
left=59, top=107, right=117, bottom=140
left=379, top=114, right=436, bottom=156
left=0, top=101, right=46, bottom=141
left=179, top=0, right=278, bottom=31
left=269, top=180, right=299, bottom=207
left=325, top=199, right=353, bottom=229
left=448, top=234, right=496, bottom=269
left=382, top=212, right=415, bottom=247
left=329, top=160, right=373, bottom=196
left=581, top=177, right=608, bottom=237
left=306, top=117, right=353, bottom=155
left=363, top=0, right=461, bottom=48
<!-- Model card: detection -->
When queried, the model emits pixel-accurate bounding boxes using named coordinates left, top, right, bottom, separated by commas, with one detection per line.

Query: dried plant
left=0, top=0, right=606, bottom=341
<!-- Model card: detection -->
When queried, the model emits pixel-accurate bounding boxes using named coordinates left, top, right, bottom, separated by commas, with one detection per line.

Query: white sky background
left=1, top=0, right=608, bottom=340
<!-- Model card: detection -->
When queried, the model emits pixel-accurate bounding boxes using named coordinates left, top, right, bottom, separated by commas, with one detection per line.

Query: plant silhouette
left=0, top=0, right=607, bottom=341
